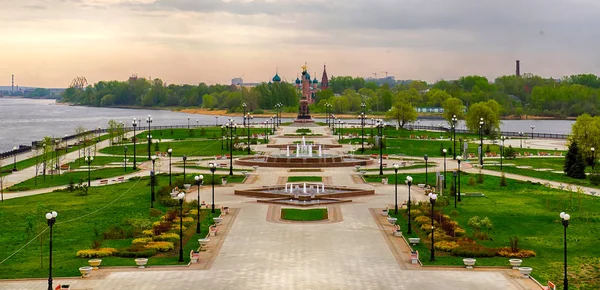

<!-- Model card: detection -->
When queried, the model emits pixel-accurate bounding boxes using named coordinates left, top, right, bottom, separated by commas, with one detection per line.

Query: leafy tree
left=465, top=100, right=501, bottom=134
left=441, top=97, right=465, bottom=126
left=386, top=102, right=417, bottom=128
left=569, top=114, right=600, bottom=163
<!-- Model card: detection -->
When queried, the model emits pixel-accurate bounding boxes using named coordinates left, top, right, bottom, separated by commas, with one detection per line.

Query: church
left=270, top=63, right=329, bottom=105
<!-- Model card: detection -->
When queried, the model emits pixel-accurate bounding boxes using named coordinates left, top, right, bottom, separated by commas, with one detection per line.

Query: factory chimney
left=516, top=60, right=521, bottom=77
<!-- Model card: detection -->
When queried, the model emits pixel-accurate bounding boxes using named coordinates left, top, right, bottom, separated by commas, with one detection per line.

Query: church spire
left=321, top=64, right=329, bottom=90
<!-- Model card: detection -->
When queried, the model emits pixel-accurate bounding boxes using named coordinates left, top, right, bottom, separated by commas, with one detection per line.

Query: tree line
left=60, top=73, right=600, bottom=118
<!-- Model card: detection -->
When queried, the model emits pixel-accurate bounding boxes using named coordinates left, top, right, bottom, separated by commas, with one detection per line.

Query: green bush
left=115, top=248, right=157, bottom=258
left=589, top=169, right=600, bottom=185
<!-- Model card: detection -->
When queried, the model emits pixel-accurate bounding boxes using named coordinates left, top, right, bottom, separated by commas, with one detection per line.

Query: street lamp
left=132, top=118, right=138, bottom=169
left=242, top=103, right=247, bottom=126
left=457, top=156, right=462, bottom=202
left=453, top=170, right=458, bottom=208
left=209, top=163, right=217, bottom=213
left=45, top=210, right=57, bottom=290
left=360, top=102, right=366, bottom=151
left=225, top=122, right=237, bottom=175
left=124, top=146, right=128, bottom=172
left=560, top=211, right=570, bottom=290
left=85, top=155, right=93, bottom=187
left=246, top=113, right=252, bottom=155
left=406, top=176, right=413, bottom=234
left=429, top=192, right=437, bottom=262
left=424, top=154, right=429, bottom=186
left=452, top=115, right=458, bottom=160
left=393, top=163, right=400, bottom=214
left=377, top=119, right=385, bottom=175
left=172, top=191, right=185, bottom=262
left=146, top=115, right=153, bottom=160
left=215, top=115, right=219, bottom=126
left=150, top=155, right=156, bottom=207
left=442, top=149, right=447, bottom=189
left=530, top=125, right=535, bottom=139
left=168, top=148, right=173, bottom=185
left=325, top=103, right=331, bottom=126
left=265, top=120, right=269, bottom=142
left=187, top=117, right=190, bottom=129
left=479, top=117, right=484, bottom=166
left=592, top=147, right=595, bottom=170
left=194, top=175, right=204, bottom=234
left=183, top=155, right=187, bottom=181
left=500, top=136, right=505, bottom=171
left=519, top=132, right=524, bottom=148
left=12, top=146, right=18, bottom=171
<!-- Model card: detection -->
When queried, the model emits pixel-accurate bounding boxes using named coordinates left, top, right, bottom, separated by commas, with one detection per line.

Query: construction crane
left=380, top=71, right=389, bottom=78
left=372, top=72, right=378, bottom=78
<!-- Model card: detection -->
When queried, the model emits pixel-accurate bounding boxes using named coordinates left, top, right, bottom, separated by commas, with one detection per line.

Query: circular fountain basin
left=235, top=155, right=373, bottom=168
left=235, top=184, right=374, bottom=206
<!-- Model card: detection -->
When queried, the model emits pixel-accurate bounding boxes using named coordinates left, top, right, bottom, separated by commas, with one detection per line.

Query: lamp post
left=479, top=117, right=484, bottom=166
left=265, top=120, right=269, bottom=142
left=85, top=155, right=93, bottom=187
left=424, top=154, right=429, bottom=186
left=196, top=120, right=199, bottom=127
left=325, top=103, right=331, bottom=126
left=429, top=192, right=437, bottom=262
left=360, top=102, right=366, bottom=152
left=64, top=134, right=68, bottom=154
left=406, top=176, right=413, bottom=234
left=246, top=113, right=252, bottom=155
left=242, top=103, right=247, bottom=126
left=146, top=115, right=153, bottom=160
left=457, top=156, right=462, bottom=202
left=560, top=212, right=570, bottom=290
left=452, top=115, right=458, bottom=160
left=226, top=122, right=236, bottom=175
left=442, top=149, right=447, bottom=189
left=393, top=163, right=399, bottom=214
left=221, top=125, right=225, bottom=150
left=187, top=117, right=190, bottom=129
left=592, top=147, right=595, bottom=170
left=124, top=146, right=128, bottom=172
left=12, top=146, right=18, bottom=171
left=377, top=120, right=385, bottom=175
left=45, top=210, right=57, bottom=290
left=215, top=115, right=219, bottom=126
left=168, top=148, right=173, bottom=186
left=173, top=191, right=185, bottom=262
left=453, top=170, right=457, bottom=208
left=530, top=125, right=535, bottom=139
left=500, top=136, right=505, bottom=171
left=183, top=155, right=187, bottom=181
left=370, top=118, right=374, bottom=138
left=132, top=118, right=138, bottom=169
left=209, top=163, right=217, bottom=213
left=195, top=175, right=204, bottom=234
left=151, top=156, right=156, bottom=207
left=519, top=132, right=523, bottom=148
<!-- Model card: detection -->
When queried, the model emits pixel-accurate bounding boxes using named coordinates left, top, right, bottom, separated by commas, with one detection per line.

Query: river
left=0, top=98, right=574, bottom=152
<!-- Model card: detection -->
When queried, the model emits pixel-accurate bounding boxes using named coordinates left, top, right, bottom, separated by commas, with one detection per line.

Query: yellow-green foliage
left=434, top=241, right=460, bottom=252
left=175, top=217, right=194, bottom=224
left=154, top=233, right=180, bottom=243
left=76, top=248, right=118, bottom=258
left=142, top=230, right=154, bottom=237
left=455, top=227, right=466, bottom=237
left=188, top=209, right=198, bottom=215
left=427, top=229, right=450, bottom=241
left=152, top=221, right=162, bottom=227
left=171, top=224, right=187, bottom=231
left=414, top=216, right=431, bottom=225
left=497, top=247, right=536, bottom=258
left=144, top=241, right=174, bottom=252
left=132, top=237, right=153, bottom=245
left=410, top=209, right=423, bottom=217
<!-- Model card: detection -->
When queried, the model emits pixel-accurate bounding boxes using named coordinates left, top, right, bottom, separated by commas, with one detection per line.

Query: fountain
left=235, top=183, right=374, bottom=206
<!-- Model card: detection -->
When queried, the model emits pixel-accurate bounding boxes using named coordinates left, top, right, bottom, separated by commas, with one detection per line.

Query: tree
left=107, top=120, right=119, bottom=146
left=465, top=100, right=501, bottom=134
left=441, top=97, right=465, bottom=126
left=569, top=114, right=600, bottom=163
left=386, top=101, right=417, bottom=128
left=565, top=141, right=587, bottom=179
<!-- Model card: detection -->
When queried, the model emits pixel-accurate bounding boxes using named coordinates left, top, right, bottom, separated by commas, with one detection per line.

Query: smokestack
left=516, top=60, right=521, bottom=77
left=11, top=74, right=14, bottom=92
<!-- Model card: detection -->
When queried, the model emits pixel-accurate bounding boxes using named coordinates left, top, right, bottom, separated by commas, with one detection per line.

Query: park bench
left=190, top=250, right=200, bottom=263
left=117, top=177, right=124, bottom=182
left=468, top=153, right=475, bottom=159
left=99, top=180, right=108, bottom=185
left=60, top=164, right=70, bottom=171
left=210, top=225, right=219, bottom=236
left=215, top=155, right=222, bottom=159
left=391, top=224, right=402, bottom=236
left=543, top=281, right=556, bottom=290
left=370, top=154, right=378, bottom=159
left=417, top=184, right=426, bottom=189
left=382, top=154, right=389, bottom=159
left=554, top=152, right=562, bottom=156
left=225, top=154, right=231, bottom=159
left=410, top=250, right=419, bottom=264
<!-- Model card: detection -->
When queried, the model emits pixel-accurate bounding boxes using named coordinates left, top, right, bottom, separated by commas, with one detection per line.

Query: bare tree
left=0, top=158, right=6, bottom=201
left=75, top=125, right=87, bottom=164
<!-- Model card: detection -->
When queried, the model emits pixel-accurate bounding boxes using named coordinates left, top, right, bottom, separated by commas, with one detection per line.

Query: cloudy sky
left=2, top=0, right=600, bottom=87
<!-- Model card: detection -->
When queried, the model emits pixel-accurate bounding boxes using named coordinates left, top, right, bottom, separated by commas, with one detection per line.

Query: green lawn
left=280, top=208, right=328, bottom=221
left=135, top=127, right=266, bottom=141
left=287, top=176, right=323, bottom=182
left=100, top=139, right=248, bottom=157
left=7, top=167, right=139, bottom=192
left=485, top=165, right=600, bottom=190
left=0, top=176, right=220, bottom=279
left=388, top=172, right=600, bottom=289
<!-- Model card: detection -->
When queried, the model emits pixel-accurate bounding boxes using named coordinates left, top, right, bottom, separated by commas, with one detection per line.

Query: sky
left=2, top=0, right=600, bottom=88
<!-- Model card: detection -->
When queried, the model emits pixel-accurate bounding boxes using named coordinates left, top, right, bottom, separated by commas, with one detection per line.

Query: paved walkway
left=0, top=126, right=547, bottom=289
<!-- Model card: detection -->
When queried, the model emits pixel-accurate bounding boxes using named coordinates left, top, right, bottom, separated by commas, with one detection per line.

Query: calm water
left=0, top=98, right=575, bottom=152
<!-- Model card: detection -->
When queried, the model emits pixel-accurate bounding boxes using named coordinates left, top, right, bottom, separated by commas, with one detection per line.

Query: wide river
left=0, top=98, right=574, bottom=153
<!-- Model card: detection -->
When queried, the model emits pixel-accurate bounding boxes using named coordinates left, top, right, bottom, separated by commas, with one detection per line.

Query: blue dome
left=304, top=72, right=311, bottom=80
left=295, top=78, right=301, bottom=84
left=312, top=78, right=318, bottom=84
left=272, top=73, right=281, bottom=82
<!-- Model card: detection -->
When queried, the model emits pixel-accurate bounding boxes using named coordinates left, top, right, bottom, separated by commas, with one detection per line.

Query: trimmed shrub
left=142, top=230, right=154, bottom=237
left=144, top=241, right=174, bottom=252
left=132, top=237, right=152, bottom=245
left=497, top=247, right=536, bottom=258
left=414, top=216, right=431, bottom=225
left=154, top=233, right=180, bottom=244
left=76, top=248, right=118, bottom=258
left=451, top=243, right=496, bottom=257
left=434, top=241, right=459, bottom=252
left=115, top=248, right=157, bottom=258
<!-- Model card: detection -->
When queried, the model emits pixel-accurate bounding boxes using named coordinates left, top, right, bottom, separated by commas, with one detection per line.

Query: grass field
left=388, top=172, right=600, bottom=289
left=134, top=127, right=266, bottom=141
left=287, top=176, right=323, bottom=182
left=7, top=167, right=139, bottom=192
left=280, top=208, right=328, bottom=221
left=100, top=139, right=248, bottom=157
left=0, top=176, right=220, bottom=279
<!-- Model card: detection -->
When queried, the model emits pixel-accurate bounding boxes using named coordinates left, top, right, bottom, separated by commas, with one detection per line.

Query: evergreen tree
left=570, top=151, right=587, bottom=179
left=564, top=141, right=579, bottom=174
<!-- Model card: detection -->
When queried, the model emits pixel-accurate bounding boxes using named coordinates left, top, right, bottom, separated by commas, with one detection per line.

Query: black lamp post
left=12, top=146, right=18, bottom=171
left=64, top=134, right=68, bottom=154
left=452, top=115, right=457, bottom=160
left=45, top=210, right=57, bottom=290
left=360, top=102, right=366, bottom=151
left=221, top=125, right=225, bottom=150
left=325, top=103, right=331, bottom=126
left=209, top=163, right=217, bottom=213
left=183, top=155, right=187, bottom=181
left=424, top=154, right=429, bottom=186
left=146, top=115, right=153, bottom=160
left=370, top=118, right=374, bottom=139
left=173, top=191, right=185, bottom=262
left=215, top=115, right=219, bottom=126
left=393, top=163, right=399, bottom=214
left=453, top=170, right=457, bottom=208
left=406, top=176, right=413, bottom=234
left=195, top=175, right=204, bottom=234
left=519, top=132, right=523, bottom=148
left=457, top=156, right=462, bottom=202
left=132, top=118, right=138, bottom=170
left=530, top=125, right=535, bottom=139
left=442, top=149, right=447, bottom=189
left=479, top=117, right=484, bottom=166
left=500, top=136, right=505, bottom=171
left=592, top=147, right=595, bottom=170
left=150, top=156, right=156, bottom=207
left=377, top=119, right=385, bottom=175
left=168, top=148, right=173, bottom=186
left=226, top=122, right=236, bottom=176
left=429, top=193, right=437, bottom=262
left=246, top=113, right=252, bottom=155
left=124, top=146, right=128, bottom=172
left=85, top=155, right=93, bottom=187
left=560, top=211, right=570, bottom=290
left=265, top=120, right=269, bottom=142
left=187, top=117, right=190, bottom=129
left=242, top=103, right=247, bottom=126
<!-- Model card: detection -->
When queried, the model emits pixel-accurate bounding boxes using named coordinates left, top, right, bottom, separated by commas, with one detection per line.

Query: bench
left=417, top=184, right=425, bottom=189
left=117, top=177, right=124, bottom=182
left=392, top=225, right=402, bottom=236
left=99, top=180, right=108, bottom=185
left=60, top=164, right=70, bottom=171
left=225, top=154, right=231, bottom=159
left=370, top=154, right=378, bottom=159
left=410, top=250, right=419, bottom=264
left=543, top=281, right=556, bottom=290
left=190, top=250, right=200, bottom=263
left=210, top=226, right=219, bottom=236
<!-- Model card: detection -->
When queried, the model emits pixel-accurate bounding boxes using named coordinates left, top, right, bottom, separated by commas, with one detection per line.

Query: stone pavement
left=0, top=126, right=542, bottom=290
